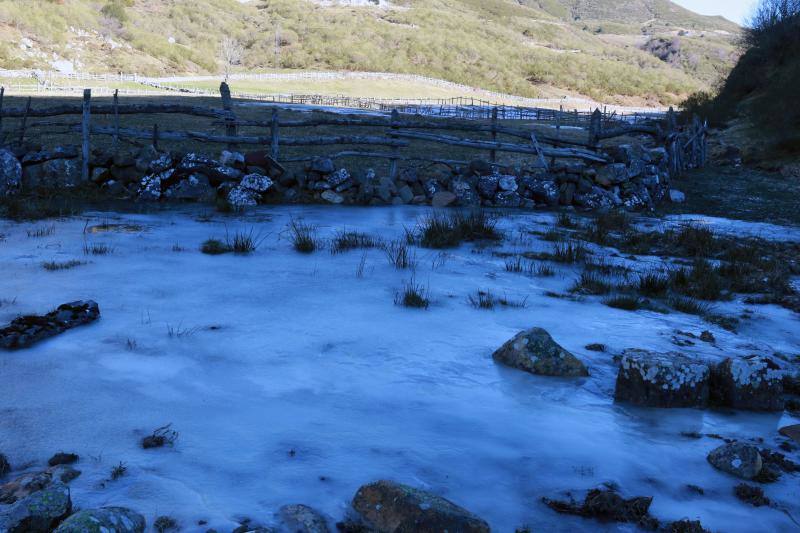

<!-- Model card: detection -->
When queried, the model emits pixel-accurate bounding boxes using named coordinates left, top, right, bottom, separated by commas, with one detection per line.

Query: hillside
left=0, top=0, right=740, bottom=104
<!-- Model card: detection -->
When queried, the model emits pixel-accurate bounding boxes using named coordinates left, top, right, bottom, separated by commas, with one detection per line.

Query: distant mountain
left=0, top=0, right=741, bottom=105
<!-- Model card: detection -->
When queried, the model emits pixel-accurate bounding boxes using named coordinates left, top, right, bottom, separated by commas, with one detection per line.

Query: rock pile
left=0, top=301, right=100, bottom=350
left=1, top=139, right=679, bottom=211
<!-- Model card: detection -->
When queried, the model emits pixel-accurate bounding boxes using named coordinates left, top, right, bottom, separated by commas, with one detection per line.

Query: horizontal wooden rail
left=1, top=103, right=232, bottom=119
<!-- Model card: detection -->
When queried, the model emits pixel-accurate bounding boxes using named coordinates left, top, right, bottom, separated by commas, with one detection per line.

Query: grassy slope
left=0, top=0, right=739, bottom=104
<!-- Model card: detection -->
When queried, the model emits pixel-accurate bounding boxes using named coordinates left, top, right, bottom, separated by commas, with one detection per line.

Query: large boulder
left=54, top=507, right=146, bottom=533
left=707, top=442, right=763, bottom=480
left=492, top=328, right=589, bottom=377
left=1, top=482, right=71, bottom=533
left=615, top=350, right=710, bottom=408
left=710, top=357, right=784, bottom=411
left=352, top=480, right=489, bottom=533
left=278, top=504, right=329, bottom=533
left=0, top=301, right=100, bottom=350
left=0, top=149, right=22, bottom=196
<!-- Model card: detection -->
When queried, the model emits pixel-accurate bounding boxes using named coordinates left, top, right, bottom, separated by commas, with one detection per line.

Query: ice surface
left=0, top=206, right=798, bottom=532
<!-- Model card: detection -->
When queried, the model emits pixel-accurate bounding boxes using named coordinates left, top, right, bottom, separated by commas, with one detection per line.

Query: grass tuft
left=331, top=230, right=382, bottom=254
left=552, top=240, right=588, bottom=264
left=395, top=278, right=430, bottom=309
left=290, top=219, right=318, bottom=254
left=83, top=242, right=114, bottom=255
left=42, top=259, right=86, bottom=271
left=201, top=239, right=231, bottom=255
left=418, top=211, right=501, bottom=249
left=384, top=240, right=416, bottom=269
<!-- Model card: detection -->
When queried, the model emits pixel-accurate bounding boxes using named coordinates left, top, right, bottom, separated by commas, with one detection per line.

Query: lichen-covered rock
left=0, top=300, right=100, bottom=350
left=326, top=168, right=350, bottom=187
left=54, top=506, right=146, bottom=533
left=707, top=442, right=763, bottom=480
left=2, top=482, right=71, bottom=533
left=522, top=178, right=559, bottom=206
left=240, top=173, right=274, bottom=193
left=614, top=350, right=710, bottom=408
left=0, top=149, right=22, bottom=196
left=595, top=163, right=629, bottom=187
left=493, top=190, right=521, bottom=208
left=497, top=175, right=518, bottom=192
left=431, top=191, right=456, bottom=207
left=352, top=480, right=489, bottom=533
left=227, top=186, right=260, bottom=209
left=0, top=471, right=53, bottom=504
left=710, top=357, right=784, bottom=411
left=321, top=190, right=344, bottom=204
left=492, top=327, right=589, bottom=377
left=310, top=157, right=335, bottom=175
left=165, top=174, right=215, bottom=202
left=220, top=150, right=245, bottom=169
left=138, top=170, right=171, bottom=201
left=451, top=179, right=479, bottom=206
left=278, top=504, right=329, bottom=533
left=476, top=175, right=499, bottom=198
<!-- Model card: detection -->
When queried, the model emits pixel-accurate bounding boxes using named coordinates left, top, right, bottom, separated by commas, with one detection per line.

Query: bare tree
left=748, top=0, right=800, bottom=37
left=219, top=37, right=244, bottom=81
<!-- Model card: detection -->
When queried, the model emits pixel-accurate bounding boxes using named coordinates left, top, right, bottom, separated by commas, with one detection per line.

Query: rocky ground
left=0, top=205, right=798, bottom=532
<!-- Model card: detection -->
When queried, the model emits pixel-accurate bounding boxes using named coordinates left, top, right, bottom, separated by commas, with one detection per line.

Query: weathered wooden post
left=152, top=123, right=159, bottom=150
left=389, top=109, right=400, bottom=181
left=81, top=89, right=91, bottom=183
left=219, top=81, right=237, bottom=150
left=490, top=107, right=498, bottom=163
left=112, top=88, right=120, bottom=151
left=19, top=96, right=32, bottom=145
left=270, top=107, right=280, bottom=161
left=0, top=86, right=4, bottom=134
left=589, top=108, right=602, bottom=148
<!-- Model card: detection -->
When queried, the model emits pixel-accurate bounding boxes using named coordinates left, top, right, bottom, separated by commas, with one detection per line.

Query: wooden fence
left=0, top=84, right=705, bottom=183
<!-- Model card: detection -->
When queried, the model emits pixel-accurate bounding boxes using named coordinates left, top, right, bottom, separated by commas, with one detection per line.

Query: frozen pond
left=0, top=206, right=798, bottom=531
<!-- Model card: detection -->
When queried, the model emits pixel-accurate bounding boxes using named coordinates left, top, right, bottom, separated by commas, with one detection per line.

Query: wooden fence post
left=19, top=96, right=32, bottom=145
left=0, top=87, right=4, bottom=136
left=270, top=107, right=280, bottom=160
left=112, top=89, right=119, bottom=151
left=588, top=108, right=601, bottom=148
left=219, top=81, right=237, bottom=150
left=152, top=123, right=159, bottom=150
left=490, top=107, right=498, bottom=163
left=389, top=109, right=400, bottom=180
left=81, top=89, right=91, bottom=183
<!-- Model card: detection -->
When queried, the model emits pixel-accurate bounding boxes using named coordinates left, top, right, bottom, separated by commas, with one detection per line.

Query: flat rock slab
left=352, top=480, right=489, bottom=532
left=0, top=300, right=99, bottom=350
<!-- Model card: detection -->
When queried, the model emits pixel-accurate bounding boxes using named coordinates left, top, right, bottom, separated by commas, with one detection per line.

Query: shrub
left=201, top=238, right=231, bottom=255
left=154, top=516, right=180, bottom=533
left=604, top=294, right=645, bottom=311
left=418, top=211, right=501, bottom=249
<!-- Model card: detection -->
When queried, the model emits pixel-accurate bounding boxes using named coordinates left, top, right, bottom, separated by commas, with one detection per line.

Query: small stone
left=278, top=504, right=329, bottom=533
left=734, top=484, right=770, bottom=507
left=707, top=442, right=763, bottom=480
left=699, top=331, right=715, bottom=343
left=321, top=190, right=344, bottom=204
left=48, top=453, right=78, bottom=467
left=352, top=480, right=489, bottom=533
left=431, top=191, right=457, bottom=207
left=669, top=189, right=686, bottom=203
left=492, top=327, right=589, bottom=377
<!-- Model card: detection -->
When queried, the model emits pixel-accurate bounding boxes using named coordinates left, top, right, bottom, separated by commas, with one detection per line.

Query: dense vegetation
left=685, top=0, right=800, bottom=154
left=0, top=0, right=740, bottom=104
